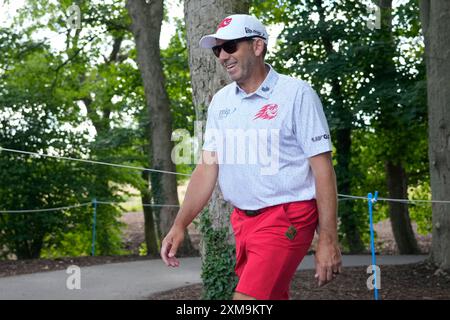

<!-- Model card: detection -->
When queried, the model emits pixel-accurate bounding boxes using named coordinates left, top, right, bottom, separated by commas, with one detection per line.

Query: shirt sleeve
left=202, top=98, right=219, bottom=152
left=293, top=85, right=333, bottom=158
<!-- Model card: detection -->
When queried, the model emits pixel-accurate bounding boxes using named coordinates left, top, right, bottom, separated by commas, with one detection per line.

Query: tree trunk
left=141, top=171, right=159, bottom=256
left=127, top=0, right=194, bottom=255
left=184, top=0, right=250, bottom=122
left=385, top=161, right=420, bottom=254
left=184, top=0, right=249, bottom=298
left=15, top=237, right=42, bottom=260
left=420, top=0, right=450, bottom=270
left=184, top=0, right=249, bottom=236
left=336, top=128, right=365, bottom=253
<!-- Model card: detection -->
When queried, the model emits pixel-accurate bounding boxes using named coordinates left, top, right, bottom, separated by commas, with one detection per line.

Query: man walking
left=161, top=14, right=342, bottom=300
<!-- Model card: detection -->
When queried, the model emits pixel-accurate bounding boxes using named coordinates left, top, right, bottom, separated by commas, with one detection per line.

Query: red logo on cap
left=217, top=18, right=232, bottom=30
left=253, top=104, right=278, bottom=120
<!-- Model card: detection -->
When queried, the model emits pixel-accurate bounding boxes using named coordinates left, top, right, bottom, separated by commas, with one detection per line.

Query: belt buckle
left=244, top=209, right=261, bottom=217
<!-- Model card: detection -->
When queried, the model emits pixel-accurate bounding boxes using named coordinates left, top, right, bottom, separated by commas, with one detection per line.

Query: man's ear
left=253, top=38, right=265, bottom=57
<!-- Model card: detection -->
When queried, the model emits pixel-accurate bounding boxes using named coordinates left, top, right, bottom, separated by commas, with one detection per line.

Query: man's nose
left=218, top=47, right=230, bottom=61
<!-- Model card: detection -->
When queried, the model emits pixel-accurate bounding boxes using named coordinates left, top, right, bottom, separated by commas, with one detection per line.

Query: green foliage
left=408, top=182, right=432, bottom=235
left=161, top=18, right=196, bottom=181
left=0, top=33, right=97, bottom=258
left=198, top=209, right=237, bottom=300
left=41, top=227, right=92, bottom=258
left=0, top=0, right=142, bottom=259
left=0, top=0, right=196, bottom=260
left=250, top=0, right=289, bottom=23
left=346, top=129, right=389, bottom=251
left=138, top=241, right=147, bottom=256
left=349, top=128, right=431, bottom=240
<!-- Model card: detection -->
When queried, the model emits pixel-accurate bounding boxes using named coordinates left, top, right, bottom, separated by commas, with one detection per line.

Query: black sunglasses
left=211, top=37, right=261, bottom=58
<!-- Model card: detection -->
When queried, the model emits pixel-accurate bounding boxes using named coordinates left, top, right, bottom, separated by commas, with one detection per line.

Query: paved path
left=0, top=255, right=427, bottom=300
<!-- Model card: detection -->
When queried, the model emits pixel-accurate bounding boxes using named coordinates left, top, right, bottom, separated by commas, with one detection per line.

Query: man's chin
left=227, top=70, right=240, bottom=82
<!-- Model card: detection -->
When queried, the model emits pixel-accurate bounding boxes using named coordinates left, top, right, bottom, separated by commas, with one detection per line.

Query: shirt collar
left=234, top=64, right=279, bottom=99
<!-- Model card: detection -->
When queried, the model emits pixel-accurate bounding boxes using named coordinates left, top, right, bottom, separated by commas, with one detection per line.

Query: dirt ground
left=148, top=261, right=450, bottom=300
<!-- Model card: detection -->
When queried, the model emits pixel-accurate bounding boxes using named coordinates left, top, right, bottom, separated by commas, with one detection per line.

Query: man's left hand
left=314, top=239, right=342, bottom=287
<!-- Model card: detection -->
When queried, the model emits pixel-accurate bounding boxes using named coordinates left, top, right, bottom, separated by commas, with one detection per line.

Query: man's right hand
left=160, top=151, right=218, bottom=268
left=160, top=224, right=185, bottom=267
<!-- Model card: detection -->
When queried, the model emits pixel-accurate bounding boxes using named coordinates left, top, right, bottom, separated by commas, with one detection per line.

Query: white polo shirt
left=202, top=64, right=332, bottom=210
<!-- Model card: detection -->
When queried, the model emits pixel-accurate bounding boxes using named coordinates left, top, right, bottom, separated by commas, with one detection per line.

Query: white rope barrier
left=1, top=147, right=449, bottom=213
left=0, top=147, right=192, bottom=177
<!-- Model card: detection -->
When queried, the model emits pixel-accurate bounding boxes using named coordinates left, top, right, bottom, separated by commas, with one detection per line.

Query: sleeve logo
left=311, top=134, right=330, bottom=142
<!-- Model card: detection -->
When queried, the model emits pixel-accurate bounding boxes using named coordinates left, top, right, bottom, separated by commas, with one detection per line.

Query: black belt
left=242, top=209, right=263, bottom=217
left=239, top=203, right=289, bottom=217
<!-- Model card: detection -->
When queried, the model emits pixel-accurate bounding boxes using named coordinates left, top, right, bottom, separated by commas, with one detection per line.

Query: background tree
left=126, top=0, right=195, bottom=254
left=184, top=0, right=250, bottom=299
left=0, top=0, right=160, bottom=258
left=420, top=0, right=450, bottom=270
left=0, top=22, right=128, bottom=258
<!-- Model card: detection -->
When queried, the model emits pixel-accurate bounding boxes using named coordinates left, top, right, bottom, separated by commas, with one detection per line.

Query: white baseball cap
left=199, top=14, right=268, bottom=49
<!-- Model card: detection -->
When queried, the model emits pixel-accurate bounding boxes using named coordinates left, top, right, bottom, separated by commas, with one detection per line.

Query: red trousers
left=231, top=199, right=318, bottom=300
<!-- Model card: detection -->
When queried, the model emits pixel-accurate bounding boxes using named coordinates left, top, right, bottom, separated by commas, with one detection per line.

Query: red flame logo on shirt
left=253, top=104, right=278, bottom=120
left=217, top=18, right=232, bottom=30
